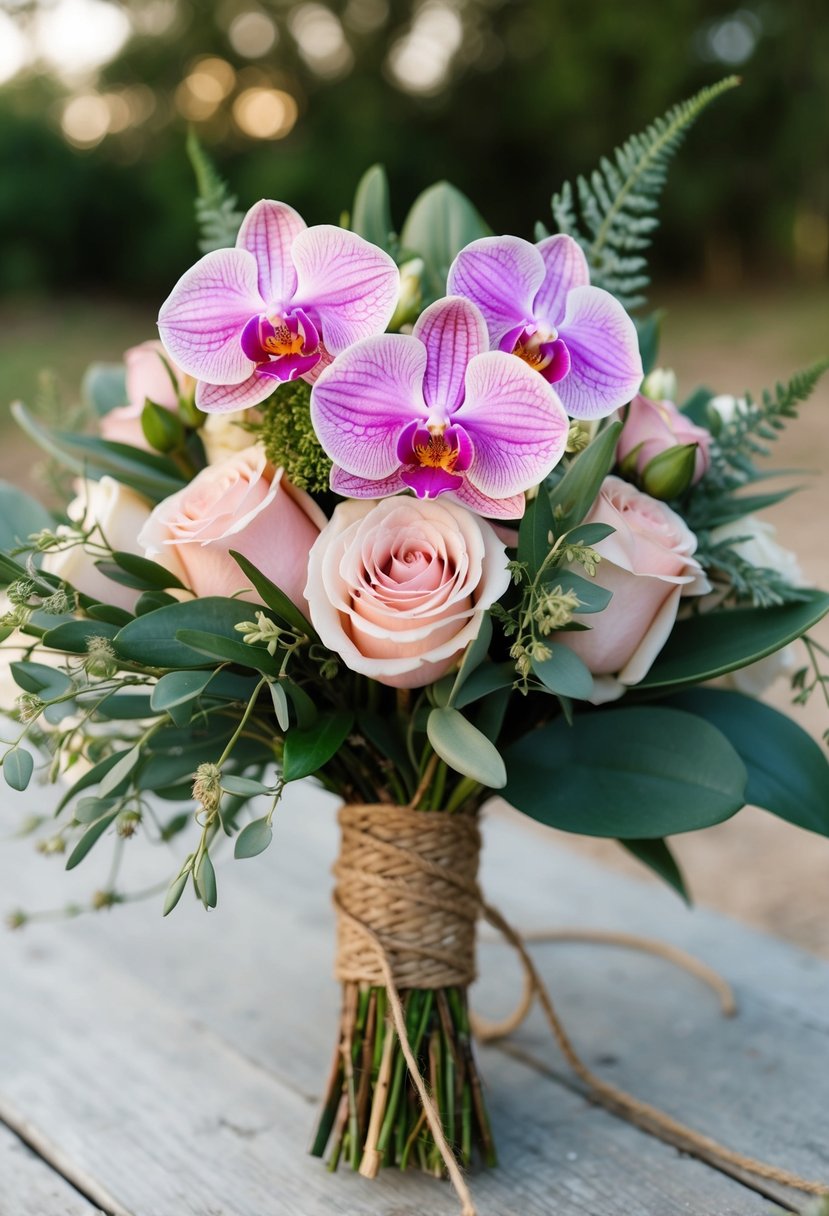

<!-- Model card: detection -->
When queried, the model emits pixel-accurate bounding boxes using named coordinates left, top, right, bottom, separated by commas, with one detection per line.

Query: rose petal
left=556, top=285, right=643, bottom=419
left=412, top=296, right=489, bottom=414
left=196, top=372, right=276, bottom=414
left=158, top=248, right=263, bottom=385
left=235, top=200, right=306, bottom=305
left=447, top=235, right=545, bottom=347
left=454, top=351, right=569, bottom=498
left=311, top=334, right=427, bottom=479
left=291, top=225, right=399, bottom=355
left=533, top=234, right=591, bottom=326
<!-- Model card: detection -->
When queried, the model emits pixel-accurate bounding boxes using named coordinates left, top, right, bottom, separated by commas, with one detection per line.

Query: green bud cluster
left=257, top=380, right=332, bottom=493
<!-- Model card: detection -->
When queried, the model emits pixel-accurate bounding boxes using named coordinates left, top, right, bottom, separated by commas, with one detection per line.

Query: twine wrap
left=333, top=803, right=480, bottom=990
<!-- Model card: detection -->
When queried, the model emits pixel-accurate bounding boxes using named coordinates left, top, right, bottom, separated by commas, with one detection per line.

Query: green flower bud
left=141, top=399, right=186, bottom=453
left=640, top=443, right=698, bottom=500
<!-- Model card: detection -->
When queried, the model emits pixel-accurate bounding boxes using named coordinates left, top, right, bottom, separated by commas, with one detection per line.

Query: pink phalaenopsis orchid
left=310, top=296, right=569, bottom=519
left=447, top=233, right=643, bottom=418
left=157, top=200, right=400, bottom=413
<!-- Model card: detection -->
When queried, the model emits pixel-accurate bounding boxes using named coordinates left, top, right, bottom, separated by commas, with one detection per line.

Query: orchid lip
left=240, top=305, right=322, bottom=378
left=395, top=418, right=474, bottom=500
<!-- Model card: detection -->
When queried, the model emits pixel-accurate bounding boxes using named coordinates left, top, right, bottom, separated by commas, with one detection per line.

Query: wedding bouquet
left=3, top=76, right=828, bottom=1210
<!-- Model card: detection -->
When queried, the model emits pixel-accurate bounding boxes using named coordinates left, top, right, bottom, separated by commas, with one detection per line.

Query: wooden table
left=1, top=782, right=827, bottom=1215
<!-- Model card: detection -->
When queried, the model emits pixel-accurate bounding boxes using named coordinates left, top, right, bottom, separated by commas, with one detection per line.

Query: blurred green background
left=0, top=0, right=827, bottom=413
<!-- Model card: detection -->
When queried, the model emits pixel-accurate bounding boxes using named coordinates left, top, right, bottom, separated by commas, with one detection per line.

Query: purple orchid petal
left=158, top=248, right=263, bottom=385
left=449, top=480, right=525, bottom=520
left=533, top=234, right=591, bottom=326
left=447, top=235, right=545, bottom=348
left=240, top=314, right=273, bottom=362
left=330, top=465, right=406, bottom=499
left=411, top=296, right=489, bottom=414
left=292, top=225, right=399, bottom=355
left=195, top=371, right=277, bottom=413
left=291, top=305, right=319, bottom=351
left=454, top=351, right=569, bottom=498
left=396, top=419, right=431, bottom=465
left=537, top=337, right=571, bottom=384
left=498, top=322, right=529, bottom=354
left=555, top=285, right=643, bottom=418
left=444, top=423, right=473, bottom=471
left=401, top=465, right=464, bottom=498
left=310, top=334, right=427, bottom=479
left=235, top=200, right=306, bottom=306
left=256, top=351, right=322, bottom=382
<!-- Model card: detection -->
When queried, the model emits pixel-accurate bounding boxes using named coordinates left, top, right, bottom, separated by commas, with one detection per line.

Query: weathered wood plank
left=0, top=1119, right=106, bottom=1216
left=0, top=781, right=826, bottom=1213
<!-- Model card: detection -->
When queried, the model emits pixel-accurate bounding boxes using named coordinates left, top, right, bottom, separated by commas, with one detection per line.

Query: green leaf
left=10, top=660, right=73, bottom=698
left=229, top=552, right=314, bottom=636
left=561, top=522, right=616, bottom=548
left=99, top=745, right=141, bottom=797
left=96, top=551, right=186, bottom=592
left=269, top=680, right=290, bottom=731
left=85, top=603, right=134, bottom=627
left=42, top=619, right=119, bottom=654
left=151, top=670, right=215, bottom=714
left=162, top=871, right=190, bottom=916
left=234, top=816, right=274, bottom=859
left=351, top=164, right=393, bottom=250
left=196, top=851, right=218, bottom=909
left=531, top=646, right=594, bottom=700
left=141, top=400, right=185, bottom=453
left=11, top=402, right=186, bottom=501
left=221, top=774, right=271, bottom=797
left=548, top=421, right=622, bottom=535
left=175, top=628, right=280, bottom=676
left=400, top=182, right=489, bottom=304
left=621, top=838, right=689, bottom=902
left=664, top=688, right=829, bottom=837
left=94, top=692, right=155, bottom=720
left=426, top=706, right=507, bottom=789
left=75, top=796, right=119, bottom=825
left=65, top=810, right=119, bottom=870
left=3, top=747, right=34, bottom=791
left=448, top=615, right=492, bottom=705
left=135, top=590, right=179, bottom=615
left=638, top=591, right=829, bottom=690
left=635, top=312, right=662, bottom=374
left=282, top=679, right=316, bottom=728
left=503, top=707, right=747, bottom=838
left=282, top=710, right=353, bottom=782
left=539, top=569, right=612, bottom=614
left=82, top=362, right=127, bottom=416
left=56, top=748, right=134, bottom=812
left=518, top=482, right=555, bottom=574
left=453, top=662, right=514, bottom=709
left=0, top=481, right=53, bottom=551
left=115, top=597, right=260, bottom=669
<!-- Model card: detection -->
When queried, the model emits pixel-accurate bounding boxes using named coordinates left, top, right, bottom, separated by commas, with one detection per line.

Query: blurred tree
left=0, top=0, right=826, bottom=297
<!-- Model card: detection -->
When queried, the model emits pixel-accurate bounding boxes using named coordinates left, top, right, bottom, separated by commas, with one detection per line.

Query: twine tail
left=334, top=892, right=478, bottom=1216
left=481, top=901, right=829, bottom=1199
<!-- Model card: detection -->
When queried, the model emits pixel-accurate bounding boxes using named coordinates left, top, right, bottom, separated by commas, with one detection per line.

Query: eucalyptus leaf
left=65, top=810, right=119, bottom=870
left=518, top=483, right=555, bottom=574
left=162, top=871, right=190, bottom=916
left=503, top=707, right=747, bottom=838
left=426, top=706, right=506, bottom=789
left=3, top=747, right=34, bottom=791
left=448, top=614, right=493, bottom=704
left=11, top=660, right=73, bottom=698
left=96, top=551, right=186, bottom=592
left=234, top=816, right=273, bottom=859
left=56, top=748, right=135, bottom=812
left=269, top=680, right=290, bottom=731
left=0, top=481, right=53, bottom=551
left=43, top=619, right=119, bottom=654
left=151, top=670, right=215, bottom=714
left=221, top=774, right=271, bottom=797
left=175, top=628, right=280, bottom=676
left=75, top=796, right=119, bottom=825
left=453, top=662, right=514, bottom=709
left=196, top=852, right=218, bottom=909
left=531, top=646, right=594, bottom=701
left=351, top=163, right=394, bottom=250
left=115, top=598, right=260, bottom=668
left=82, top=362, right=127, bottom=415
left=85, top=603, right=134, bottom=627
left=539, top=568, right=612, bottom=614
left=99, top=745, right=141, bottom=797
left=229, top=552, right=315, bottom=637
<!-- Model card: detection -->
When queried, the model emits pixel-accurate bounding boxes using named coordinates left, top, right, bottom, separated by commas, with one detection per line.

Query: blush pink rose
left=558, top=476, right=710, bottom=703
left=100, top=341, right=193, bottom=450
left=139, top=446, right=325, bottom=611
left=305, top=496, right=510, bottom=689
left=617, top=394, right=712, bottom=485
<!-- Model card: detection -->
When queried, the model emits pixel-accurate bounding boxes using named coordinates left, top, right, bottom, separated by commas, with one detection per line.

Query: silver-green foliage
left=550, top=76, right=740, bottom=309
left=186, top=129, right=244, bottom=254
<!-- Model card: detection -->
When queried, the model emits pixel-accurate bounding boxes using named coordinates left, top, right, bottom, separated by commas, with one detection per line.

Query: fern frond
left=551, top=76, right=740, bottom=309
left=186, top=129, right=244, bottom=254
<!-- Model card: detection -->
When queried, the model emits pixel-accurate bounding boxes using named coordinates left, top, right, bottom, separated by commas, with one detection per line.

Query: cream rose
left=201, top=410, right=259, bottom=465
left=305, top=496, right=510, bottom=689
left=43, top=476, right=153, bottom=613
left=100, top=340, right=192, bottom=450
left=139, top=446, right=324, bottom=610
left=558, top=476, right=710, bottom=703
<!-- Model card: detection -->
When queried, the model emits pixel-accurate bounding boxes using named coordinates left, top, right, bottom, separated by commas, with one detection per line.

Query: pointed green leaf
left=621, top=837, right=689, bottom=903
left=99, top=745, right=141, bottom=797
left=234, top=817, right=274, bottom=859
left=427, top=706, right=506, bottom=789
left=162, top=871, right=190, bottom=916
left=229, top=551, right=314, bottom=636
left=351, top=164, right=393, bottom=250
left=531, top=646, right=594, bottom=701
left=400, top=181, right=489, bottom=303
left=282, top=711, right=353, bottom=782
left=151, top=670, right=215, bottom=714
left=65, top=810, right=119, bottom=870
left=548, top=421, right=622, bottom=535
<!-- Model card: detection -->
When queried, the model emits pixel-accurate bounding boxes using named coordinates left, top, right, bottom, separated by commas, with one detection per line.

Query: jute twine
left=333, top=803, right=828, bottom=1216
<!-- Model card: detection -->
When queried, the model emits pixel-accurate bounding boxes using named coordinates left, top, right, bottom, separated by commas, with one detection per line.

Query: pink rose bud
left=557, top=476, right=710, bottom=703
left=100, top=341, right=193, bottom=451
left=139, top=447, right=324, bottom=612
left=304, top=496, right=510, bottom=689
left=617, top=394, right=712, bottom=496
